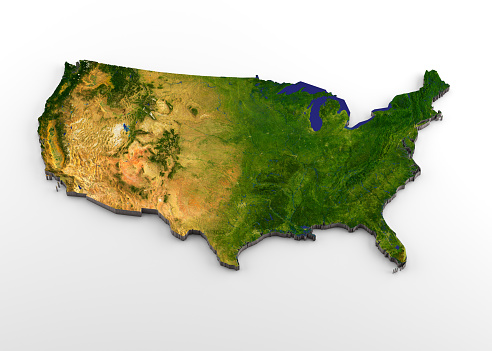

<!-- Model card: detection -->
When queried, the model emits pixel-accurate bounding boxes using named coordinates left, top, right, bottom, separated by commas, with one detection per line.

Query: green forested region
left=196, top=70, right=448, bottom=267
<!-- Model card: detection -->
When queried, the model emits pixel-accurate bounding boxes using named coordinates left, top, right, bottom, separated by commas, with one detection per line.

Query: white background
left=1, top=1, right=491, bottom=350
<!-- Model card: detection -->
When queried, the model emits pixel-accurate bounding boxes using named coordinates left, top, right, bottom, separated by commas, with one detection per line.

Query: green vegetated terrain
left=38, top=60, right=449, bottom=269
left=195, top=70, right=448, bottom=267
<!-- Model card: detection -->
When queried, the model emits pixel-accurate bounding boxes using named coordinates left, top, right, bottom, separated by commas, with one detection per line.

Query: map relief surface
left=38, top=61, right=449, bottom=269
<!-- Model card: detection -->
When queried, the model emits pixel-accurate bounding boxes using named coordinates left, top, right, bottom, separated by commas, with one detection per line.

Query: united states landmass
left=38, top=61, right=449, bottom=270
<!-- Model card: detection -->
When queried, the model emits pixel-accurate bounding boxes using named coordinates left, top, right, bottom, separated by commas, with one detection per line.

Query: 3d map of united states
left=38, top=60, right=449, bottom=270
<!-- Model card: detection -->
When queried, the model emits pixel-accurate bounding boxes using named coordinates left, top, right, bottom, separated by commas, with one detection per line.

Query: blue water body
left=123, top=124, right=129, bottom=132
left=308, top=96, right=328, bottom=131
left=396, top=245, right=400, bottom=250
left=371, top=103, right=392, bottom=114
left=277, top=81, right=394, bottom=131
left=278, top=82, right=326, bottom=95
left=78, top=185, right=82, bottom=190
left=344, top=103, right=392, bottom=130
left=278, top=81, right=350, bottom=131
